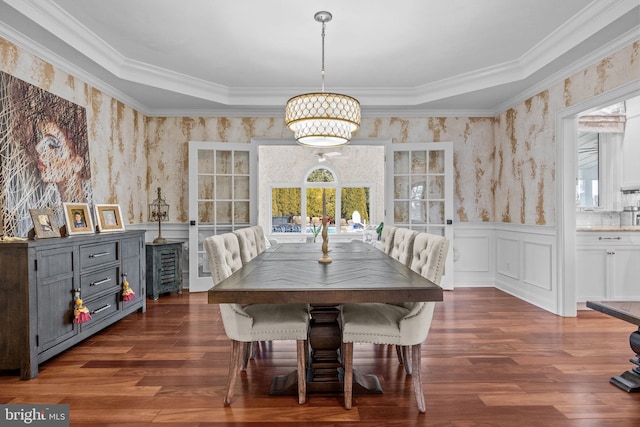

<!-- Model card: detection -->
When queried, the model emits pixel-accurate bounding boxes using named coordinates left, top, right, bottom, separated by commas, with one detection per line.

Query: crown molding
left=145, top=105, right=497, bottom=118
left=1, top=0, right=638, bottom=118
left=0, top=18, right=151, bottom=114
left=518, top=0, right=639, bottom=73
left=492, top=26, right=640, bottom=115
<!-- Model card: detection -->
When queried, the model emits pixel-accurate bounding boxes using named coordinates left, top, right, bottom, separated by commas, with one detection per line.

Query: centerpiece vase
left=319, top=216, right=332, bottom=263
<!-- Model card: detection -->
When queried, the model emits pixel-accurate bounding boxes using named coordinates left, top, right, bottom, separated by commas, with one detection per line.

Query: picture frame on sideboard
left=29, top=208, right=61, bottom=239
left=63, top=203, right=94, bottom=235
left=95, top=204, right=125, bottom=232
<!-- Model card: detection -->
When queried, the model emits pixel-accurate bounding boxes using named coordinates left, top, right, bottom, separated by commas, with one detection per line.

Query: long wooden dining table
left=207, top=240, right=444, bottom=395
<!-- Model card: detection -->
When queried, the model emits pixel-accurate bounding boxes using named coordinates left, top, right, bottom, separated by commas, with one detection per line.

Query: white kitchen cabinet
left=576, top=231, right=640, bottom=301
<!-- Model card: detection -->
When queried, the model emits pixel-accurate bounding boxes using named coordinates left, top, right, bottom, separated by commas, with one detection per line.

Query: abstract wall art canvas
left=0, top=72, right=94, bottom=237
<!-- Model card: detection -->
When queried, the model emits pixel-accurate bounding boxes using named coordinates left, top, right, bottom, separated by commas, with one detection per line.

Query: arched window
left=271, top=165, right=372, bottom=237
left=305, top=167, right=337, bottom=237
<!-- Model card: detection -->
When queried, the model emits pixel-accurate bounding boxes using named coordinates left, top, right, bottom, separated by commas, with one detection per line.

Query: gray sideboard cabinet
left=0, top=230, right=146, bottom=379
left=146, top=241, right=183, bottom=300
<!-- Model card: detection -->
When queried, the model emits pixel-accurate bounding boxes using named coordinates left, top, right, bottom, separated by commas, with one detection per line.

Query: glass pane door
left=386, top=142, right=454, bottom=289
left=188, top=142, right=256, bottom=292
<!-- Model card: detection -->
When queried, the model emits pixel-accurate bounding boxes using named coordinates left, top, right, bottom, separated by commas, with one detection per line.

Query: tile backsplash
left=576, top=210, right=621, bottom=227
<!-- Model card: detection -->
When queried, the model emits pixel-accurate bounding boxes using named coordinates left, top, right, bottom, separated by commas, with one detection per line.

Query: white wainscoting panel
left=453, top=224, right=495, bottom=287
left=496, top=237, right=520, bottom=279
left=523, top=241, right=553, bottom=291
left=495, top=224, right=557, bottom=314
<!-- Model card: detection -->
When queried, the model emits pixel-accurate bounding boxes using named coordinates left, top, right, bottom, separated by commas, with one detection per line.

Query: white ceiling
left=1, top=0, right=638, bottom=116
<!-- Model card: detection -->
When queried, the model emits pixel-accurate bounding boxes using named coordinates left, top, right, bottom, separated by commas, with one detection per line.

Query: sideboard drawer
left=83, top=292, right=120, bottom=330
left=79, top=241, right=118, bottom=270
left=80, top=266, right=120, bottom=299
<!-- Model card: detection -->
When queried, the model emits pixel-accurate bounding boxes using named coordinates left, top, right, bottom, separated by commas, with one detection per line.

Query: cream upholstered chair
left=251, top=225, right=268, bottom=252
left=379, top=225, right=397, bottom=254
left=394, top=232, right=450, bottom=373
left=341, top=302, right=436, bottom=412
left=233, top=227, right=260, bottom=265
left=410, top=232, right=449, bottom=285
left=205, top=233, right=243, bottom=284
left=340, top=234, right=449, bottom=413
left=204, top=233, right=310, bottom=406
left=205, top=232, right=255, bottom=365
left=389, top=227, right=418, bottom=266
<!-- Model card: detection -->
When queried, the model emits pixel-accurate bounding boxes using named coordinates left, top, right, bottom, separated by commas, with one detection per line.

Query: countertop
left=577, top=226, right=640, bottom=232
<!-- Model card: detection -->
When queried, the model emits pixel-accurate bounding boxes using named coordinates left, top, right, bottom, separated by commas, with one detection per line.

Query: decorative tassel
left=122, top=275, right=135, bottom=301
left=73, top=298, right=91, bottom=324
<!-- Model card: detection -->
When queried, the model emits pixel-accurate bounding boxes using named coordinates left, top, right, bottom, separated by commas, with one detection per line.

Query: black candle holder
left=149, top=187, right=169, bottom=244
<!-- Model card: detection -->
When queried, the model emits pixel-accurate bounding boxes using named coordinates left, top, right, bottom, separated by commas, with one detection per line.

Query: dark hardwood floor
left=1, top=288, right=639, bottom=426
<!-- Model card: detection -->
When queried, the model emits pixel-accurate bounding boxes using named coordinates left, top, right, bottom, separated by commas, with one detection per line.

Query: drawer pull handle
left=90, top=278, right=112, bottom=287
left=89, top=251, right=111, bottom=258
left=598, top=237, right=622, bottom=240
left=92, top=304, right=111, bottom=314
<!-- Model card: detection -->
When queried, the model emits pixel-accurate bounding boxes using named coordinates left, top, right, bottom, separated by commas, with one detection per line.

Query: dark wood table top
left=207, top=241, right=444, bottom=305
left=587, top=301, right=640, bottom=326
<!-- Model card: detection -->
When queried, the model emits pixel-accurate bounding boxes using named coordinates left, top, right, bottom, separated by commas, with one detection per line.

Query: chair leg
left=395, top=345, right=412, bottom=374
left=395, top=344, right=403, bottom=364
left=296, top=340, right=306, bottom=405
left=411, top=343, right=426, bottom=413
left=343, top=342, right=354, bottom=409
left=402, top=345, right=412, bottom=375
left=224, top=339, right=244, bottom=406
left=241, top=341, right=252, bottom=371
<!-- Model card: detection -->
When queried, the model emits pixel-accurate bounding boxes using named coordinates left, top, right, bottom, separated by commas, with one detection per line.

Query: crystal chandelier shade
left=285, top=11, right=360, bottom=147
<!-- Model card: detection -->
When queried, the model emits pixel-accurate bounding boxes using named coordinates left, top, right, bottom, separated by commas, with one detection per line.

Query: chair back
left=409, top=232, right=449, bottom=286
left=389, top=228, right=418, bottom=266
left=251, top=225, right=268, bottom=252
left=380, top=225, right=397, bottom=254
left=398, top=301, right=436, bottom=345
left=204, top=233, right=243, bottom=286
left=204, top=233, right=248, bottom=341
left=233, top=228, right=260, bottom=264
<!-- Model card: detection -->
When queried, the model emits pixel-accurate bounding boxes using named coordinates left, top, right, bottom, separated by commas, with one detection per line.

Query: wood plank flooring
left=1, top=288, right=639, bottom=426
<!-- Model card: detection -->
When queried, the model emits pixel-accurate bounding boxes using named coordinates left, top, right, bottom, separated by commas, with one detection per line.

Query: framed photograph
left=95, top=204, right=125, bottom=232
left=29, top=208, right=61, bottom=239
left=63, top=203, right=94, bottom=235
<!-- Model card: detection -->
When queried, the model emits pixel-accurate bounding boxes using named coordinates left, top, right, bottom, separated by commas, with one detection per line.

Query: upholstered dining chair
left=235, top=226, right=272, bottom=359
left=341, top=301, right=436, bottom=413
left=204, top=233, right=310, bottom=406
left=340, top=234, right=450, bottom=413
left=389, top=227, right=418, bottom=266
left=394, top=232, right=450, bottom=373
left=233, top=227, right=260, bottom=265
left=251, top=224, right=268, bottom=252
left=410, top=232, right=449, bottom=286
left=379, top=224, right=397, bottom=254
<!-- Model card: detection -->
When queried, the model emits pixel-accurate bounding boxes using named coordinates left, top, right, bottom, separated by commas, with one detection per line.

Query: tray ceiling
left=0, top=0, right=638, bottom=116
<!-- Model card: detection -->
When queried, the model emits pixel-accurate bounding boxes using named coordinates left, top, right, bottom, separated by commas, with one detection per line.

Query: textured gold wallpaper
left=1, top=37, right=638, bottom=229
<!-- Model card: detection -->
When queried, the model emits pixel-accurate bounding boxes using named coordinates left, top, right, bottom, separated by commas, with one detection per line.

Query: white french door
left=188, top=141, right=256, bottom=292
left=386, top=142, right=455, bottom=289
